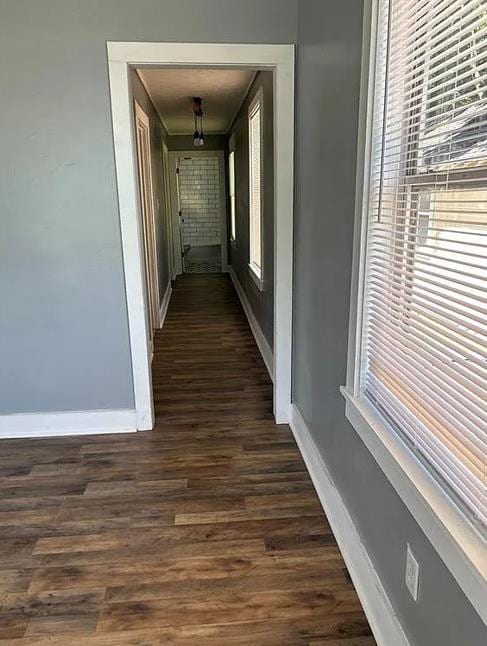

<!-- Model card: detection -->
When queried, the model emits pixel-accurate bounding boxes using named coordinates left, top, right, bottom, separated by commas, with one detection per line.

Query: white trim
left=167, top=150, right=184, bottom=276
left=228, top=143, right=237, bottom=244
left=248, top=86, right=264, bottom=284
left=229, top=267, right=273, bottom=381
left=162, top=142, right=176, bottom=281
left=217, top=150, right=228, bottom=272
left=134, top=100, right=161, bottom=331
left=272, top=49, right=294, bottom=424
left=343, top=0, right=487, bottom=621
left=107, top=51, right=154, bottom=431
left=248, top=85, right=264, bottom=118
left=107, top=42, right=294, bottom=427
left=158, top=281, right=172, bottom=328
left=341, top=389, right=487, bottom=625
left=0, top=409, right=136, bottom=439
left=289, top=404, right=410, bottom=646
left=346, top=0, right=378, bottom=396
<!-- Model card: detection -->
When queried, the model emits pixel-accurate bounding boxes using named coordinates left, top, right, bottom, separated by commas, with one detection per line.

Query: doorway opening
left=171, top=150, right=227, bottom=275
left=133, top=101, right=160, bottom=352
left=107, top=43, right=294, bottom=430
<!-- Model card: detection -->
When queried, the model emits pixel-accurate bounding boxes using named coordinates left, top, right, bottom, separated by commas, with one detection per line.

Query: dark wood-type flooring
left=0, top=274, right=376, bottom=644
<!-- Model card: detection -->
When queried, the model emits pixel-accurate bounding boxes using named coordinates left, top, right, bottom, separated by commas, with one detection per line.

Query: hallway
left=0, top=275, right=375, bottom=644
left=153, top=274, right=272, bottom=425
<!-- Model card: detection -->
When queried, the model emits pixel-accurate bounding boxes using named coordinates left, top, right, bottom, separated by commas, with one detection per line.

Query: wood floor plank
left=31, top=516, right=328, bottom=555
left=104, top=570, right=349, bottom=604
left=0, top=274, right=375, bottom=644
left=24, top=613, right=99, bottom=636
left=97, top=588, right=362, bottom=633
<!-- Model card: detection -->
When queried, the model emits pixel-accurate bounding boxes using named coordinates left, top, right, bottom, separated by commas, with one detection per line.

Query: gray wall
left=229, top=71, right=274, bottom=349
left=131, top=71, right=171, bottom=304
left=293, top=2, right=487, bottom=645
left=1, top=1, right=483, bottom=642
left=0, top=0, right=297, bottom=414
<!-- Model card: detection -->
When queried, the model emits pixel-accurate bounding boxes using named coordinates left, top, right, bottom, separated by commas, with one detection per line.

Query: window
left=358, top=0, right=487, bottom=531
left=248, top=89, right=264, bottom=287
left=229, top=150, right=236, bottom=242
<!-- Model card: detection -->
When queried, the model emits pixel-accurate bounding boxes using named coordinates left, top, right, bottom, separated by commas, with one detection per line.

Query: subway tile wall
left=178, top=157, right=221, bottom=247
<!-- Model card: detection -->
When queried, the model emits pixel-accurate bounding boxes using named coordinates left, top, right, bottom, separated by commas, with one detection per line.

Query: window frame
left=248, top=87, right=265, bottom=290
left=228, top=134, right=237, bottom=246
left=342, top=0, right=487, bottom=623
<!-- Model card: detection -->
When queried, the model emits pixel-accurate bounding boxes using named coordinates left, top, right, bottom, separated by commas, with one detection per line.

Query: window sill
left=248, top=263, right=264, bottom=291
left=340, top=386, right=487, bottom=624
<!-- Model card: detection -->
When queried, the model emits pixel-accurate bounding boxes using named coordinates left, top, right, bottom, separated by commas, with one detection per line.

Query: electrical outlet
left=405, top=543, right=420, bottom=601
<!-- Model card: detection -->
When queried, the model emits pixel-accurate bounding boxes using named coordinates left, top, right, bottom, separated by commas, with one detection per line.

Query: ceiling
left=136, top=68, right=256, bottom=135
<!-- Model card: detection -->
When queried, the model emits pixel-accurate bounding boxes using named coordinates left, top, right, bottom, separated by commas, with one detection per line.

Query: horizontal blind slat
left=363, top=0, right=487, bottom=530
left=367, top=307, right=487, bottom=396
left=365, top=374, right=486, bottom=499
left=366, top=334, right=487, bottom=445
left=365, top=372, right=485, bottom=495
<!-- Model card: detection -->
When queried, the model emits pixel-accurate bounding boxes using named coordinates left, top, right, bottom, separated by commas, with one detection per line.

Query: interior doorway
left=133, top=101, right=160, bottom=349
left=169, top=150, right=227, bottom=275
left=107, top=42, right=294, bottom=430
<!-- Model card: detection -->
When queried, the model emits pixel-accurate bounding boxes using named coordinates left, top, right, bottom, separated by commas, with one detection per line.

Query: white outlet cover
left=406, top=543, right=420, bottom=601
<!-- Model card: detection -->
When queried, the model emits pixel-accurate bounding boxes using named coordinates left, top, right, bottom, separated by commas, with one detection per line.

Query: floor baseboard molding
left=0, top=409, right=137, bottom=439
left=228, top=267, right=273, bottom=381
left=289, top=404, right=410, bottom=646
left=159, top=281, right=173, bottom=328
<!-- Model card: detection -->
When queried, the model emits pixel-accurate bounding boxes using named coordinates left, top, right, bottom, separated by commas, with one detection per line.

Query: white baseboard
left=0, top=409, right=137, bottom=439
left=228, top=267, right=273, bottom=381
left=159, top=281, right=173, bottom=328
left=289, top=404, right=410, bottom=646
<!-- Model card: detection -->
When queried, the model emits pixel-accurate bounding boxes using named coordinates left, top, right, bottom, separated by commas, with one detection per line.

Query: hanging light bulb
left=198, top=114, right=205, bottom=146
left=192, top=114, right=200, bottom=147
left=191, top=97, right=205, bottom=146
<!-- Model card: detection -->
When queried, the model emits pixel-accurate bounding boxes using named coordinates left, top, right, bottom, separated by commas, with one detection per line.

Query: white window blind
left=363, top=0, right=487, bottom=529
left=249, top=95, right=263, bottom=277
left=229, top=150, right=236, bottom=241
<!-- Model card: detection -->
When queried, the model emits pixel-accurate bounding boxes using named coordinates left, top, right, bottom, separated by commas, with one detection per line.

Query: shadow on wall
left=228, top=70, right=274, bottom=350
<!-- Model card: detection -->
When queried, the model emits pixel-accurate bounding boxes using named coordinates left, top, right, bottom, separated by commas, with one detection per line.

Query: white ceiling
left=136, top=68, right=256, bottom=135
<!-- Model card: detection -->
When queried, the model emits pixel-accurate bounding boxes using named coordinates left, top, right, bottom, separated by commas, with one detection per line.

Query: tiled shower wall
left=178, top=157, right=221, bottom=247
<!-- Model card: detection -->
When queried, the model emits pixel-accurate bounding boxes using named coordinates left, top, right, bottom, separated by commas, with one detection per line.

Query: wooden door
left=134, top=102, right=159, bottom=348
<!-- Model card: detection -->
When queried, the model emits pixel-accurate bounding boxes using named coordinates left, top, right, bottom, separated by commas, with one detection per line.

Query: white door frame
left=161, top=142, right=176, bottom=281
left=169, top=150, right=228, bottom=274
left=167, top=151, right=184, bottom=276
left=107, top=42, right=295, bottom=429
left=133, top=100, right=160, bottom=338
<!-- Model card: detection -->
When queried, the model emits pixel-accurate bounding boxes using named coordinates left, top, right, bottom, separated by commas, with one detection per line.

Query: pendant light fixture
left=192, top=113, right=200, bottom=147
left=192, top=97, right=205, bottom=147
